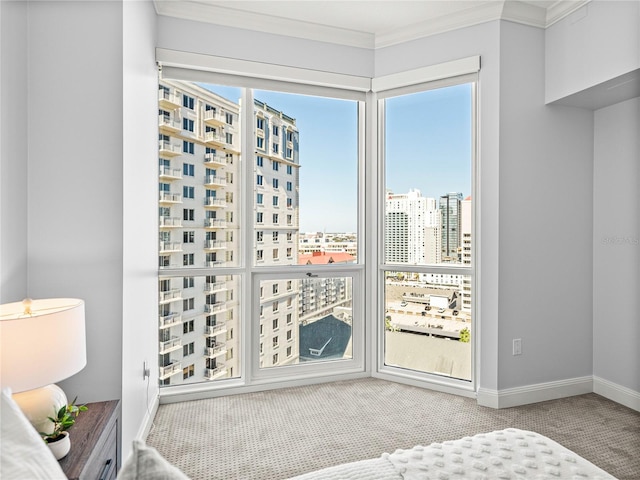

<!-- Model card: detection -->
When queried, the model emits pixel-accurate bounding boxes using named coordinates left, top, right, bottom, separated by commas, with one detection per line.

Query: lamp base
left=13, top=384, right=68, bottom=435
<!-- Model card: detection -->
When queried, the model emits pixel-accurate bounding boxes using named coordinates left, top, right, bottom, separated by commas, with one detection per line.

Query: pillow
left=0, top=388, right=67, bottom=480
left=118, top=440, right=190, bottom=480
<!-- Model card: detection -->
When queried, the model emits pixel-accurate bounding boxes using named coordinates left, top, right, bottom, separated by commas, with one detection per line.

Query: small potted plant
left=40, top=397, right=87, bottom=460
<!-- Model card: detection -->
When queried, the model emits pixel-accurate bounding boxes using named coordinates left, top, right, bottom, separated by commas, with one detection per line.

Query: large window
left=156, top=53, right=478, bottom=395
left=157, top=77, right=363, bottom=388
left=379, top=79, right=476, bottom=386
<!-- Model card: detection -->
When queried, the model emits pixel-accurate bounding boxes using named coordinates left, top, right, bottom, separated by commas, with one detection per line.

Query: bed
left=287, top=428, right=617, bottom=480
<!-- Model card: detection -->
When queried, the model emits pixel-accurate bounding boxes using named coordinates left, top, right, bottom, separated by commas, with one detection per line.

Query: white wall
left=0, top=0, right=28, bottom=303
left=498, top=21, right=594, bottom=390
left=593, top=97, right=640, bottom=400
left=156, top=15, right=374, bottom=78
left=26, top=1, right=123, bottom=404
left=122, top=0, right=160, bottom=458
left=545, top=0, right=640, bottom=104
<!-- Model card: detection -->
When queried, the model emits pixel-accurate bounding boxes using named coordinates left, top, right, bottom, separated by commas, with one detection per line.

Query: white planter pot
left=47, top=432, right=70, bottom=460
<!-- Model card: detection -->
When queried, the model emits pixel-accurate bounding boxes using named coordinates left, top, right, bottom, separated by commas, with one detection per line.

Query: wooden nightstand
left=58, top=399, right=121, bottom=480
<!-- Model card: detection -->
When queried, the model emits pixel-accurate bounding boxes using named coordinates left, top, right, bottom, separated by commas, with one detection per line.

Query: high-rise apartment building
left=460, top=196, right=472, bottom=311
left=439, top=192, right=463, bottom=262
left=385, top=189, right=437, bottom=264
left=158, top=80, right=300, bottom=385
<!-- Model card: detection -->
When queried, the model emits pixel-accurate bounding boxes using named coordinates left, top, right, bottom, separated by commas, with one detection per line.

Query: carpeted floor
left=146, top=378, right=640, bottom=480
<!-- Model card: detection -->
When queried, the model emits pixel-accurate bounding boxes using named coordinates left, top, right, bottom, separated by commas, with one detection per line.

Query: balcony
left=159, top=217, right=182, bottom=229
left=158, top=141, right=181, bottom=157
left=204, top=344, right=227, bottom=358
left=159, top=167, right=182, bottom=181
left=204, top=109, right=225, bottom=126
left=159, top=361, right=182, bottom=380
left=204, top=323, right=227, bottom=337
left=204, top=218, right=227, bottom=229
left=204, top=152, right=227, bottom=167
left=204, top=198, right=227, bottom=209
left=158, top=114, right=181, bottom=133
left=204, top=131, right=226, bottom=148
left=204, top=240, right=228, bottom=250
left=159, top=288, right=182, bottom=304
left=204, top=302, right=227, bottom=314
left=204, top=363, right=227, bottom=380
left=159, top=192, right=182, bottom=204
left=204, top=175, right=227, bottom=188
left=158, top=90, right=181, bottom=110
left=204, top=281, right=227, bottom=294
left=159, top=337, right=182, bottom=354
left=159, top=242, right=182, bottom=253
left=205, top=260, right=226, bottom=268
left=159, top=313, right=182, bottom=329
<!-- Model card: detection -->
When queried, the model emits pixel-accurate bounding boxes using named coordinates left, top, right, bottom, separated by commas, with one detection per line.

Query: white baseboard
left=477, top=376, right=593, bottom=409
left=593, top=376, right=640, bottom=413
left=138, top=395, right=159, bottom=440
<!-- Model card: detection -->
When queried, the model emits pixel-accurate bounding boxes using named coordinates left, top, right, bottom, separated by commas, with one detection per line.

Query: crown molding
left=154, top=0, right=591, bottom=51
left=546, top=0, right=591, bottom=27
left=154, top=0, right=376, bottom=49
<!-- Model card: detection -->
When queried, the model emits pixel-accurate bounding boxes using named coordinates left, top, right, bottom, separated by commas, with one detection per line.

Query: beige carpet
left=146, top=378, right=640, bottom=480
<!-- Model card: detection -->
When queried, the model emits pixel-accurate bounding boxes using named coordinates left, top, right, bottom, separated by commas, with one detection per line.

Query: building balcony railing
left=159, top=288, right=182, bottom=304
left=204, top=364, right=227, bottom=380
left=159, top=217, right=182, bottom=228
left=159, top=361, right=182, bottom=380
left=204, top=175, right=227, bottom=188
left=204, top=198, right=227, bottom=209
left=204, top=323, right=227, bottom=336
left=204, top=131, right=226, bottom=146
left=159, top=313, right=182, bottom=329
left=159, top=167, right=182, bottom=180
left=159, top=192, right=182, bottom=204
left=205, top=260, right=226, bottom=268
left=204, top=302, right=227, bottom=314
left=159, top=337, right=182, bottom=354
left=158, top=114, right=181, bottom=133
left=204, top=218, right=227, bottom=229
left=203, top=109, right=226, bottom=126
left=204, top=345, right=227, bottom=358
left=158, top=90, right=181, bottom=110
left=204, top=153, right=227, bottom=167
left=158, top=141, right=181, bottom=157
left=204, top=240, right=228, bottom=250
left=204, top=281, right=227, bottom=294
left=159, top=241, right=182, bottom=253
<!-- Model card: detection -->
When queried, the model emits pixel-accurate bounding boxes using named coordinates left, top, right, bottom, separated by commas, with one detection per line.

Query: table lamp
left=0, top=298, right=86, bottom=434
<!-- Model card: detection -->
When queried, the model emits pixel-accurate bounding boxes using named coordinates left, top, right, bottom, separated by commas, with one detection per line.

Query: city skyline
left=200, top=82, right=472, bottom=233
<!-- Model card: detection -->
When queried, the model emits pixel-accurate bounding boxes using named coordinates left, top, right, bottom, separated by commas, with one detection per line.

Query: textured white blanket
left=288, top=429, right=617, bottom=480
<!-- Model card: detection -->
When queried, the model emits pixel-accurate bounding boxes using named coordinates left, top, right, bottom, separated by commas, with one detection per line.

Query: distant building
left=439, top=192, right=463, bottom=262
left=385, top=189, right=437, bottom=264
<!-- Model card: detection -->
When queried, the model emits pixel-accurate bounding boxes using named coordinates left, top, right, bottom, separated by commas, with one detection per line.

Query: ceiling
left=154, top=0, right=589, bottom=49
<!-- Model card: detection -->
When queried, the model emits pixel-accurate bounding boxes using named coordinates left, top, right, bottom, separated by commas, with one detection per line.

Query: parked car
left=400, top=301, right=407, bottom=307
left=452, top=310, right=459, bottom=316
left=424, top=305, right=431, bottom=311
left=437, top=308, right=445, bottom=313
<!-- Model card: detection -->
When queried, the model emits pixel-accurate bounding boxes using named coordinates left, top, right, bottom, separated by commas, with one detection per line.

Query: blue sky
left=200, top=83, right=471, bottom=233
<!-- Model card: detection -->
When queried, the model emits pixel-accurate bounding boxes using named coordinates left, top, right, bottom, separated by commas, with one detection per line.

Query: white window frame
left=156, top=49, right=479, bottom=400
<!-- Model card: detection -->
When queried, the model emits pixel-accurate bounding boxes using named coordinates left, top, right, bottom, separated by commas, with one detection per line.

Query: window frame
left=156, top=51, right=479, bottom=400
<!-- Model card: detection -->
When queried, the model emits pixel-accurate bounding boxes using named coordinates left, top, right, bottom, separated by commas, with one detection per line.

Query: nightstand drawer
left=82, top=421, right=117, bottom=480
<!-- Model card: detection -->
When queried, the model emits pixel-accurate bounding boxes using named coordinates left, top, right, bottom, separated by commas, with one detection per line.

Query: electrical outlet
left=513, top=338, right=522, bottom=356
left=143, top=361, right=150, bottom=380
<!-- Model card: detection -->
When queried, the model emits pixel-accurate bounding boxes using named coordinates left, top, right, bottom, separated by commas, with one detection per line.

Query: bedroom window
left=378, top=76, right=477, bottom=387
left=157, top=74, right=363, bottom=389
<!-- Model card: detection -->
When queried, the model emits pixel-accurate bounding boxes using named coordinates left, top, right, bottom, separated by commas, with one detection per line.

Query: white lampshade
left=0, top=298, right=86, bottom=393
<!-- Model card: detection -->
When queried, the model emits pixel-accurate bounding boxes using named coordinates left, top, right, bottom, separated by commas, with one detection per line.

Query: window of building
left=183, top=253, right=194, bottom=266
left=183, top=163, right=194, bottom=176
left=257, top=137, right=264, bottom=149
left=286, top=165, right=292, bottom=175
left=183, top=118, right=194, bottom=132
left=183, top=342, right=195, bottom=356
left=273, top=125, right=279, bottom=136
left=257, top=212, right=263, bottom=223
left=257, top=156, right=264, bottom=167
left=183, top=231, right=195, bottom=243
left=183, top=209, right=194, bottom=221
left=183, top=276, right=194, bottom=288
left=257, top=175, right=263, bottom=185
left=257, top=193, right=263, bottom=205
left=286, top=181, right=292, bottom=191
left=257, top=231, right=263, bottom=242
left=183, top=186, right=194, bottom=199
left=183, top=141, right=194, bottom=154
left=272, top=143, right=279, bottom=154
left=272, top=178, right=279, bottom=188
left=272, top=196, right=279, bottom=207
left=272, top=214, right=278, bottom=224
left=183, top=95, right=194, bottom=109
left=273, top=161, right=279, bottom=171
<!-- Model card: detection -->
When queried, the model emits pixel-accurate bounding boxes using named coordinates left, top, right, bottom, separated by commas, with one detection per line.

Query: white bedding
left=288, top=429, right=617, bottom=480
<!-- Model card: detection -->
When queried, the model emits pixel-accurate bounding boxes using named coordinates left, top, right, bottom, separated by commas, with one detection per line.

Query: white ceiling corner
left=153, top=0, right=591, bottom=50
